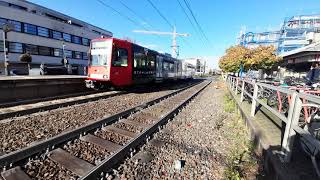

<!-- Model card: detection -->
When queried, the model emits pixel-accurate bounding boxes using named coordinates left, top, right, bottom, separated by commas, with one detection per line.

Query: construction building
left=239, top=31, right=280, bottom=49
left=239, top=15, right=320, bottom=55
left=278, top=15, right=320, bottom=54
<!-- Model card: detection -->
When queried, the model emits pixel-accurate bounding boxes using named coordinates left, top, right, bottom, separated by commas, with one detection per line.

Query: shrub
left=20, top=53, right=32, bottom=63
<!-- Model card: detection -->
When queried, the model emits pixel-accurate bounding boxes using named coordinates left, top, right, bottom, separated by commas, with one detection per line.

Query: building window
left=92, top=29, right=101, bottom=35
left=45, top=13, right=66, bottom=23
left=53, top=48, right=62, bottom=57
left=9, top=3, right=28, bottom=11
left=73, top=51, right=82, bottom=59
left=38, top=46, right=51, bottom=56
left=72, top=36, right=81, bottom=44
left=64, top=50, right=72, bottom=58
left=24, top=23, right=37, bottom=35
left=25, top=44, right=38, bottom=55
left=9, top=42, right=23, bottom=53
left=8, top=20, right=21, bottom=32
left=82, top=38, right=90, bottom=46
left=82, top=52, right=88, bottom=60
left=52, top=31, right=62, bottom=40
left=63, top=33, right=71, bottom=42
left=37, top=27, right=49, bottom=37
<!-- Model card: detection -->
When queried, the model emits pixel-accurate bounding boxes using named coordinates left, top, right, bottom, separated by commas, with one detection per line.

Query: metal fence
left=225, top=75, right=320, bottom=165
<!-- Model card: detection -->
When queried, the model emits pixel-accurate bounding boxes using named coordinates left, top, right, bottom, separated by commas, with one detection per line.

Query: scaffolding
left=278, top=15, right=320, bottom=54
left=238, top=15, right=320, bottom=55
left=239, top=31, right=280, bottom=49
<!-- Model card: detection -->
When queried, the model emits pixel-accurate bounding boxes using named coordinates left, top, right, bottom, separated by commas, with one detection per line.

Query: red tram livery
left=85, top=38, right=195, bottom=89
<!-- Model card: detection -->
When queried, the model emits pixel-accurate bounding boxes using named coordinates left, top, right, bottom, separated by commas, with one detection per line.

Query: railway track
left=0, top=80, right=211, bottom=180
left=0, top=80, right=200, bottom=155
left=0, top=80, right=197, bottom=121
left=0, top=90, right=98, bottom=108
left=0, top=91, right=123, bottom=121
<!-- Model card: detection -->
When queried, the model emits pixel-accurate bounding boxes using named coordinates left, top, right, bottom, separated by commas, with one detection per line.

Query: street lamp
left=60, top=39, right=67, bottom=66
left=62, top=43, right=66, bottom=64
left=2, top=23, right=13, bottom=76
left=61, top=40, right=71, bottom=74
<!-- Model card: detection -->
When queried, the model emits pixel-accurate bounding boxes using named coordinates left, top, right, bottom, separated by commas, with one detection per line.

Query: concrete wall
left=0, top=52, right=88, bottom=65
left=0, top=77, right=88, bottom=103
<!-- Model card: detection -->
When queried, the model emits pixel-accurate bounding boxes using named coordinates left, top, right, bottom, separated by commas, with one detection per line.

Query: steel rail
left=0, top=90, right=97, bottom=108
left=0, top=91, right=125, bottom=120
left=0, top=81, right=203, bottom=169
left=81, top=80, right=211, bottom=179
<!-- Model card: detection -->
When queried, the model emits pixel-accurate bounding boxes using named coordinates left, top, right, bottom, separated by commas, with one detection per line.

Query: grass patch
left=223, top=94, right=236, bottom=113
left=222, top=93, right=261, bottom=180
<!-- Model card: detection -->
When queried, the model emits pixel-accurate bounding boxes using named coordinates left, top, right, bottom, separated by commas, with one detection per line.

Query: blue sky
left=29, top=0, right=320, bottom=68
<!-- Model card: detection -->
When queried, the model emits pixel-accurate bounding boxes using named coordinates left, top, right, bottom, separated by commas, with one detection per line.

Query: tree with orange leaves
left=219, top=45, right=281, bottom=72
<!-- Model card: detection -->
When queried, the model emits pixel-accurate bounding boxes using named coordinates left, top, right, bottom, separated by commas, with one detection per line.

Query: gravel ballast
left=0, top=88, right=180, bottom=154
left=116, top=80, right=259, bottom=179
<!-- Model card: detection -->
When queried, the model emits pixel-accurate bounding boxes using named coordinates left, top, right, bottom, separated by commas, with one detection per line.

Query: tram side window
left=147, top=54, right=155, bottom=68
left=169, top=63, right=174, bottom=71
left=133, top=53, right=139, bottom=68
left=163, top=62, right=170, bottom=71
left=134, top=52, right=146, bottom=68
left=112, top=48, right=128, bottom=67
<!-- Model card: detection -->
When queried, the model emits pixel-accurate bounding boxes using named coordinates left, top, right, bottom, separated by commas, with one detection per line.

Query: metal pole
left=2, top=31, right=8, bottom=76
left=172, top=26, right=177, bottom=58
left=203, top=60, right=206, bottom=76
left=235, top=78, right=239, bottom=94
left=62, top=43, right=66, bottom=59
left=250, top=82, right=259, bottom=117
left=281, top=93, right=300, bottom=162
left=62, top=43, right=66, bottom=67
left=240, top=80, right=245, bottom=102
left=231, top=77, right=234, bottom=90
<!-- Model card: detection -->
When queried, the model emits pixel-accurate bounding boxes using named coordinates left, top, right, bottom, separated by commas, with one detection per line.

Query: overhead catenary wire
left=95, top=0, right=149, bottom=31
left=96, top=0, right=192, bottom=54
left=176, top=0, right=206, bottom=49
left=146, top=0, right=174, bottom=29
left=145, top=0, right=194, bottom=51
left=182, top=0, right=212, bottom=47
left=118, top=0, right=154, bottom=29
left=116, top=0, right=165, bottom=40
left=96, top=0, right=167, bottom=45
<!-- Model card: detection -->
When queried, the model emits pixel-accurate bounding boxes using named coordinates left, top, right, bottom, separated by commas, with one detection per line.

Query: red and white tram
left=85, top=38, right=195, bottom=89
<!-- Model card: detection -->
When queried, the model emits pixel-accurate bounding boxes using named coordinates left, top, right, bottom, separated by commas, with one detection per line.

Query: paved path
left=229, top=86, right=319, bottom=180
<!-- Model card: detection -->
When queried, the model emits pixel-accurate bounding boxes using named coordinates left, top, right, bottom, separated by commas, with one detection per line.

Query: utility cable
left=146, top=0, right=174, bottom=29
left=183, top=0, right=212, bottom=47
left=176, top=0, right=206, bottom=49
left=96, top=0, right=148, bottom=31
